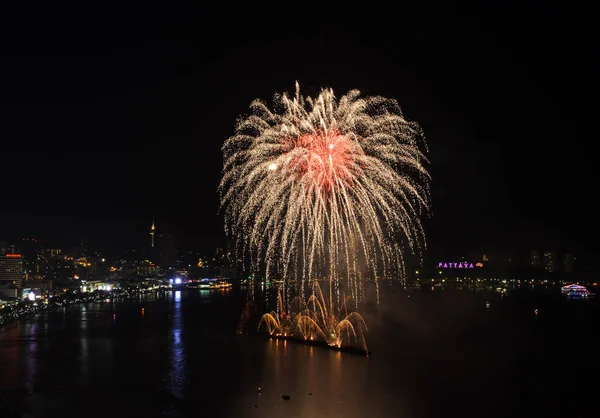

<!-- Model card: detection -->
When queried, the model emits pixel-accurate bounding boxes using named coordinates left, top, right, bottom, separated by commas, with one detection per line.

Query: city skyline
left=1, top=3, right=596, bottom=258
left=0, top=231, right=593, bottom=273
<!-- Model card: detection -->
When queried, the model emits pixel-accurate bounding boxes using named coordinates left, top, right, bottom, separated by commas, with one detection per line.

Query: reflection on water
left=78, top=336, right=89, bottom=385
left=167, top=290, right=186, bottom=400
left=25, top=321, right=37, bottom=397
left=268, top=337, right=371, bottom=417
left=0, top=288, right=598, bottom=418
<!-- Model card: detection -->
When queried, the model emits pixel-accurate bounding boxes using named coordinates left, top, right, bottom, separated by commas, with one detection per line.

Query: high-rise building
left=0, top=254, right=24, bottom=288
left=530, top=250, right=542, bottom=268
left=21, top=237, right=42, bottom=260
left=563, top=253, right=575, bottom=273
left=78, top=239, right=89, bottom=258
left=156, top=233, right=177, bottom=269
left=542, top=251, right=557, bottom=273
left=46, top=248, right=63, bottom=258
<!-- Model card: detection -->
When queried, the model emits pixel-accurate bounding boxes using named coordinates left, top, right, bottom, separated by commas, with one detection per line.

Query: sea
left=1, top=284, right=598, bottom=418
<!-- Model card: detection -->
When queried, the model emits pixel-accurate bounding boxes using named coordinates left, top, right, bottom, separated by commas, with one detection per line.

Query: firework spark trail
left=220, top=82, right=430, bottom=305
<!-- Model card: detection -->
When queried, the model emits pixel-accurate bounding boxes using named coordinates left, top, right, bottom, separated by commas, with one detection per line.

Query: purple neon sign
left=438, top=262, right=475, bottom=269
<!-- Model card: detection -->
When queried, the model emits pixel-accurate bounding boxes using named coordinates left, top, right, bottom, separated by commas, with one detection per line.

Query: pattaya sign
left=438, top=262, right=475, bottom=269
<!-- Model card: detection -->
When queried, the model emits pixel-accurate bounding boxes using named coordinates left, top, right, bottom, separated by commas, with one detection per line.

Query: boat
left=199, top=279, right=232, bottom=289
left=561, top=284, right=590, bottom=299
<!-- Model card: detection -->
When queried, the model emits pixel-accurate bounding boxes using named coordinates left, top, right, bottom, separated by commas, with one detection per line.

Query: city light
left=438, top=262, right=475, bottom=269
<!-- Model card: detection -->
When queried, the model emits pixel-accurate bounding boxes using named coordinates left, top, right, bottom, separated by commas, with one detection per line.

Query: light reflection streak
left=25, top=321, right=38, bottom=397
left=168, top=290, right=186, bottom=399
left=75, top=303, right=90, bottom=385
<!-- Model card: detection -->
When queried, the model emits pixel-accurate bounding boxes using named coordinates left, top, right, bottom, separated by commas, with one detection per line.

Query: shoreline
left=0, top=288, right=167, bottom=329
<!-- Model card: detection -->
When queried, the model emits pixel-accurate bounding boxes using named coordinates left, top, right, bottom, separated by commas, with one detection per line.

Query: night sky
left=1, top=2, right=596, bottom=259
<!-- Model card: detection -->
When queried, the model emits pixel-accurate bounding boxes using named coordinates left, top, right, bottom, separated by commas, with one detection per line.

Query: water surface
left=1, top=287, right=598, bottom=417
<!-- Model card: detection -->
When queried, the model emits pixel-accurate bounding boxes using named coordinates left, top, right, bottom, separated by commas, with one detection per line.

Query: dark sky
left=0, top=2, right=597, bottom=259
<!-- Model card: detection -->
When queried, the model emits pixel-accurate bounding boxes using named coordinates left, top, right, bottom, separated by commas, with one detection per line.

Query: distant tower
left=150, top=217, right=155, bottom=248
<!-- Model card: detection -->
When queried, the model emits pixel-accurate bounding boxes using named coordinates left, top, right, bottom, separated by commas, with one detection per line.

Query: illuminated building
left=20, top=237, right=42, bottom=260
left=156, top=232, right=177, bottom=269
left=46, top=248, right=63, bottom=258
left=0, top=254, right=24, bottom=288
left=542, top=251, right=557, bottom=273
left=562, top=253, right=575, bottom=273
left=530, top=250, right=541, bottom=268
left=73, top=239, right=89, bottom=259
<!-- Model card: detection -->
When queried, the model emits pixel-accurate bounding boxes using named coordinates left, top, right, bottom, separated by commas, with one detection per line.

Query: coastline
left=0, top=288, right=165, bottom=329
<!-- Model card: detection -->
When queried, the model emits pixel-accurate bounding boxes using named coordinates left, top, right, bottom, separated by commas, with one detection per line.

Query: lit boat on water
left=561, top=284, right=590, bottom=299
left=215, top=281, right=232, bottom=289
left=199, top=279, right=232, bottom=289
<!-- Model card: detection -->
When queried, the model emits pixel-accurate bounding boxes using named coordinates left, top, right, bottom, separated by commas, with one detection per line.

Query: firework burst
left=220, top=82, right=430, bottom=305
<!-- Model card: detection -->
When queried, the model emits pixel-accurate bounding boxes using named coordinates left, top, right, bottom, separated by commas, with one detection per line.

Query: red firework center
left=282, top=129, right=360, bottom=192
